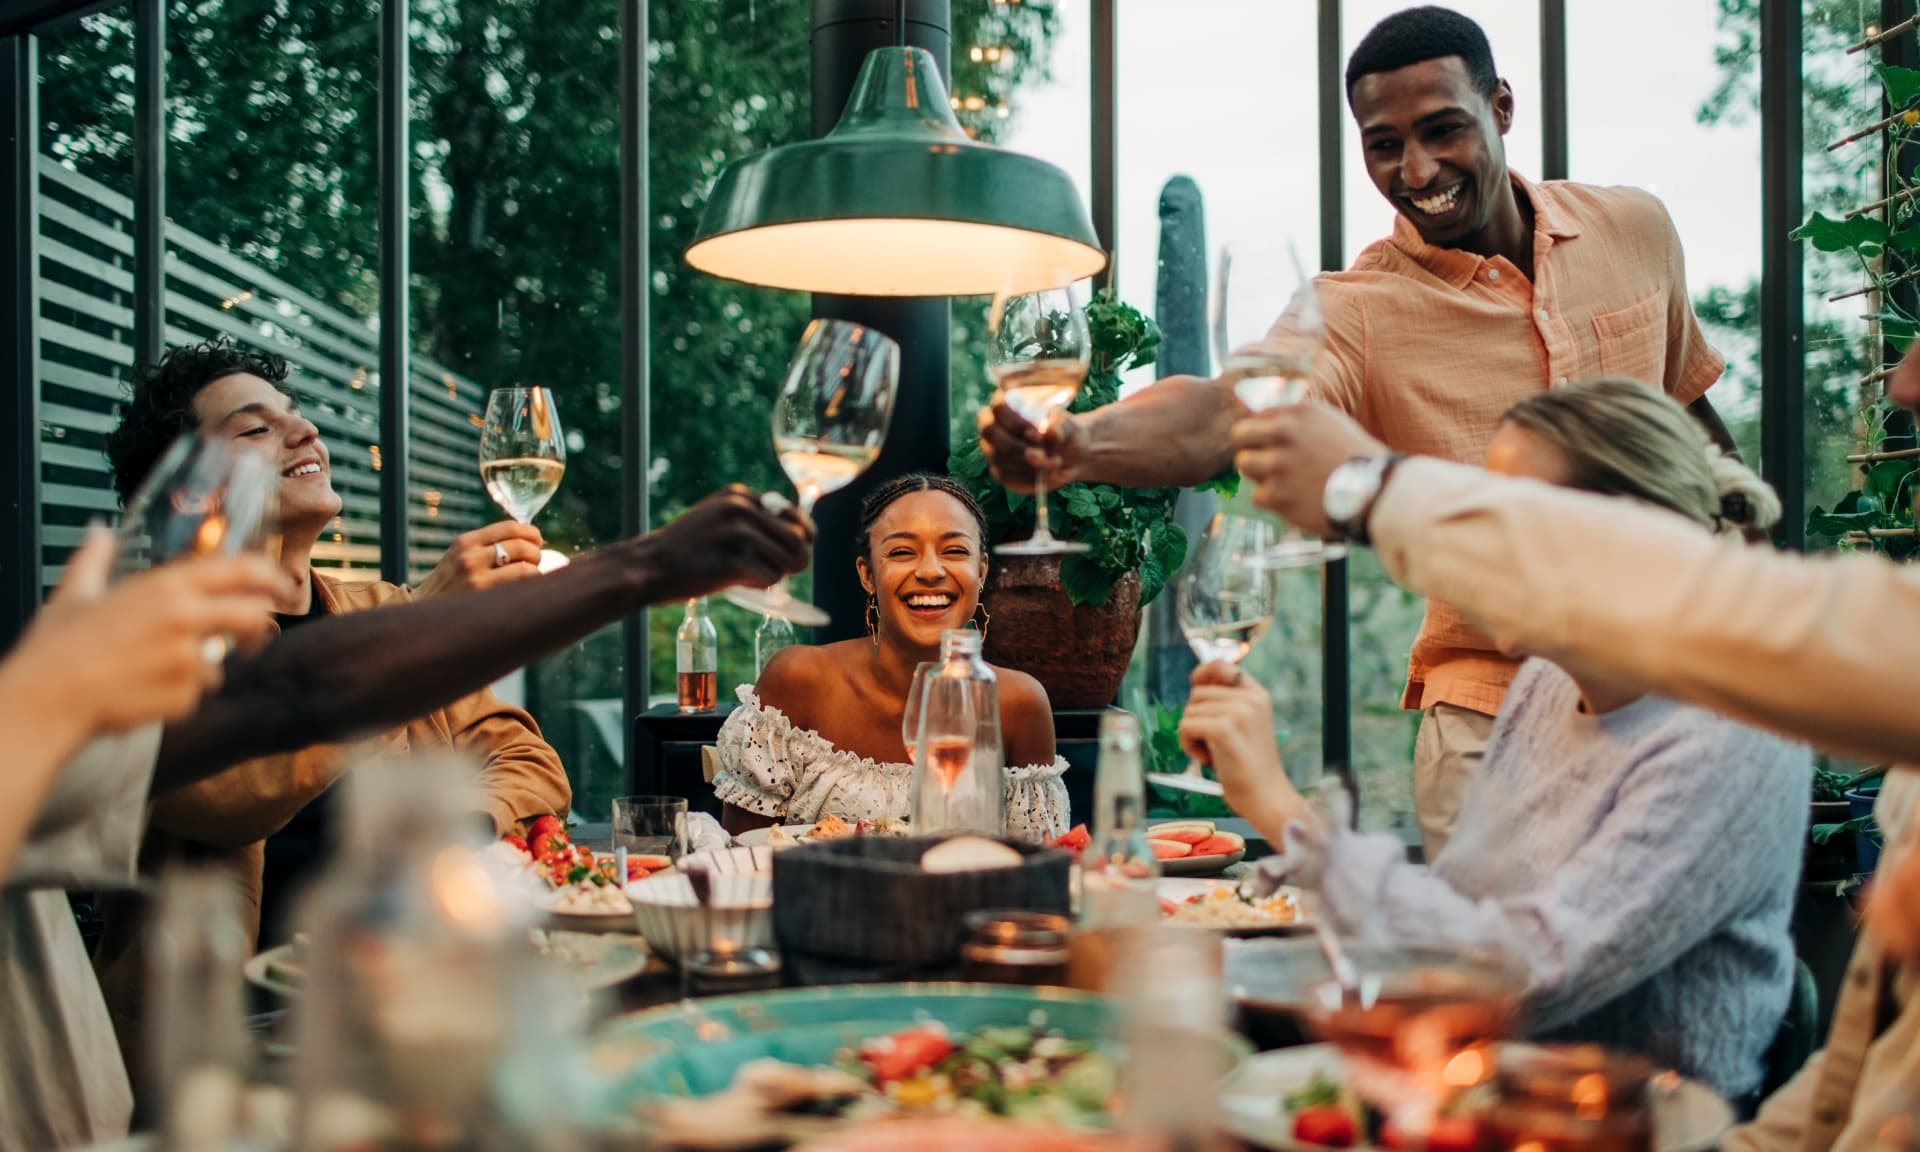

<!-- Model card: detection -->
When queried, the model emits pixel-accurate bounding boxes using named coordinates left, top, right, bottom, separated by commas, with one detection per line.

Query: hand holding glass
left=1146, top=515, right=1281, bottom=797
left=990, top=278, right=1092, bottom=556
left=724, top=319, right=899, bottom=627
left=1214, top=240, right=1345, bottom=565
left=479, top=386, right=570, bottom=571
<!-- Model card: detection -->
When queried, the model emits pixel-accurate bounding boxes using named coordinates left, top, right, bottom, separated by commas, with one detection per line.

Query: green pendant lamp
left=685, top=42, right=1106, bottom=297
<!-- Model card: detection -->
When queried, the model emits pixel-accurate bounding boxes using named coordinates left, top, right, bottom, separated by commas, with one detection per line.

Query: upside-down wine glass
left=478, top=386, right=571, bottom=571
left=1213, top=238, right=1347, bottom=566
left=990, top=275, right=1092, bottom=556
left=1145, top=514, right=1281, bottom=797
left=724, top=319, right=900, bottom=627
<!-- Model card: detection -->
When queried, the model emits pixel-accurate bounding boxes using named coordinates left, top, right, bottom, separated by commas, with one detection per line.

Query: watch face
left=1325, top=461, right=1373, bottom=526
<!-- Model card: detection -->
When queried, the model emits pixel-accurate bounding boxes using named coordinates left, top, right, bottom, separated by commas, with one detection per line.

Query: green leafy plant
left=949, top=295, right=1188, bottom=607
left=1129, top=691, right=1233, bottom=820
left=1793, top=62, right=1920, bottom=559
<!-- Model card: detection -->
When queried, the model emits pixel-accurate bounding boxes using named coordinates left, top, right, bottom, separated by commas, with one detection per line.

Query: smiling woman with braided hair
left=712, top=472, right=1068, bottom=841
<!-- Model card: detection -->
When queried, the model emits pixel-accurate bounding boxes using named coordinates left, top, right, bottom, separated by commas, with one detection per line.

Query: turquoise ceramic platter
left=597, top=983, right=1119, bottom=1100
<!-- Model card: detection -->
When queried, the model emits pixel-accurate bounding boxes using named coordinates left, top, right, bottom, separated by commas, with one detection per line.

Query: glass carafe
left=911, top=629, right=1005, bottom=836
left=1081, top=710, right=1161, bottom=927
left=150, top=868, right=255, bottom=1152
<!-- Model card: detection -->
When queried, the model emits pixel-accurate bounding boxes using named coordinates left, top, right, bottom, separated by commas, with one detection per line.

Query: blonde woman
left=1182, top=378, right=1807, bottom=1104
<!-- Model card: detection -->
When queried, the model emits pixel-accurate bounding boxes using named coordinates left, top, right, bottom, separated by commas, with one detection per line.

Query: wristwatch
left=1323, top=453, right=1406, bottom=547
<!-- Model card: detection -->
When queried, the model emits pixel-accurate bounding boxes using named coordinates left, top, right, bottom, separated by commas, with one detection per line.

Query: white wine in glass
left=991, top=277, right=1092, bottom=557
left=479, top=386, right=568, bottom=571
left=1213, top=240, right=1346, bottom=566
left=1147, top=514, right=1282, bottom=798
left=724, top=318, right=899, bottom=627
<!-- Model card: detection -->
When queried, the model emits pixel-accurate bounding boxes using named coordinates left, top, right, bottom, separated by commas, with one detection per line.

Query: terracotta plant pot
left=981, top=554, right=1142, bottom=710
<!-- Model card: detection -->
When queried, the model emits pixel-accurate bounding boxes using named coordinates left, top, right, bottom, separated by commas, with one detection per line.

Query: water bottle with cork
left=1081, top=709, right=1161, bottom=927
left=911, top=628, right=1005, bottom=835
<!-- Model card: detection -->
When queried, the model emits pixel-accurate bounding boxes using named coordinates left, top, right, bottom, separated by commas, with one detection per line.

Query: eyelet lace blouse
left=712, top=686, right=1070, bottom=843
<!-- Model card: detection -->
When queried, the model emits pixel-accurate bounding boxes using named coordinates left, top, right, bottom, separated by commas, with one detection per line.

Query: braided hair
left=855, top=473, right=989, bottom=567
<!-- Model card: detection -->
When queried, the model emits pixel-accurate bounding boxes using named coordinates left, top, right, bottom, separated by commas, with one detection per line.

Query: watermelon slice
left=1148, top=838, right=1195, bottom=860
left=1190, top=832, right=1246, bottom=858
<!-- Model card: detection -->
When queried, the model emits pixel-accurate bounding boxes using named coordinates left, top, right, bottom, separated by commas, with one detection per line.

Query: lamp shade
left=685, top=46, right=1106, bottom=297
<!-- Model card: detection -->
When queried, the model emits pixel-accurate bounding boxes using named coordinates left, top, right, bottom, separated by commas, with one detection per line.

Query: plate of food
left=735, top=814, right=911, bottom=848
left=244, top=929, right=651, bottom=998
left=1159, top=878, right=1310, bottom=936
left=1148, top=821, right=1247, bottom=876
left=597, top=984, right=1247, bottom=1149
left=1215, top=1045, right=1733, bottom=1152
left=487, top=815, right=676, bottom=932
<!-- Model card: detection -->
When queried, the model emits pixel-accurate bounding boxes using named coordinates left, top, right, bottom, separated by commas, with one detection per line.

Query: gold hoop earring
left=972, top=603, right=991, bottom=644
left=866, top=594, right=880, bottom=646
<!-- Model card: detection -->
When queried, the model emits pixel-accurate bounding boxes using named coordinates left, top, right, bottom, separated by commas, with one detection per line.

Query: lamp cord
left=896, top=0, right=907, bottom=46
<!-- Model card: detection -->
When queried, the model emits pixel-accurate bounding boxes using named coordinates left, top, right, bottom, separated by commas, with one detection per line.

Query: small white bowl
left=625, top=855, right=773, bottom=965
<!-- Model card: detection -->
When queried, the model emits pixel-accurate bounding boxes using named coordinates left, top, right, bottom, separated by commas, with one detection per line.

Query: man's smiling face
left=1351, top=55, right=1513, bottom=250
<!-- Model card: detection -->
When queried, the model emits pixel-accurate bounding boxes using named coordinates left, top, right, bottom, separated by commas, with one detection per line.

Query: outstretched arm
left=978, top=374, right=1240, bottom=493
left=154, top=489, right=811, bottom=790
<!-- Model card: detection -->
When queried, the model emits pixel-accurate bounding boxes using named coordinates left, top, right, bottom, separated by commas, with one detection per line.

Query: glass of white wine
left=724, top=318, right=899, bottom=627
left=1213, top=239, right=1346, bottom=566
left=991, top=276, right=1092, bottom=556
left=1146, top=514, right=1281, bottom=797
left=479, top=387, right=567, bottom=566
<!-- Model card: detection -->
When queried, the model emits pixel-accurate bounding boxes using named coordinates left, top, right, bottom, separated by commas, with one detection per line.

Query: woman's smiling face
left=859, top=489, right=987, bottom=648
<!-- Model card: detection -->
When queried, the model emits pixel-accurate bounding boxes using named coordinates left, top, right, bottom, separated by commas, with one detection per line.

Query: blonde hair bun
left=1708, top=450, right=1781, bottom=534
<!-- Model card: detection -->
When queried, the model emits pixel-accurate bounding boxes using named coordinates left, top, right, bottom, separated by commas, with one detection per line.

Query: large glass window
left=410, top=0, right=623, bottom=815
left=1112, top=0, right=1327, bottom=807
left=1572, top=0, right=1764, bottom=463
left=36, top=11, right=136, bottom=594
left=159, top=0, right=383, bottom=577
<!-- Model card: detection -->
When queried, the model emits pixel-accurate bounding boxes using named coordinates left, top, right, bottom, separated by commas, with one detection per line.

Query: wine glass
left=990, top=277, right=1092, bottom=556
left=116, top=433, right=280, bottom=660
left=724, top=319, right=900, bottom=627
left=1214, top=239, right=1347, bottom=566
left=1145, top=514, right=1281, bottom=797
left=478, top=387, right=570, bottom=571
left=901, top=660, right=938, bottom=764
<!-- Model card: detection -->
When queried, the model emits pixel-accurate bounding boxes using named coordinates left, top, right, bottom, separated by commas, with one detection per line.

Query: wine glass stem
left=1032, top=475, right=1053, bottom=541
left=764, top=490, right=821, bottom=603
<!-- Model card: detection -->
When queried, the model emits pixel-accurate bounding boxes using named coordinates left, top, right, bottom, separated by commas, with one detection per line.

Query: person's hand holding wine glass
left=723, top=319, right=900, bottom=627
left=478, top=386, right=570, bottom=574
left=989, top=275, right=1094, bottom=556
left=1214, top=238, right=1346, bottom=566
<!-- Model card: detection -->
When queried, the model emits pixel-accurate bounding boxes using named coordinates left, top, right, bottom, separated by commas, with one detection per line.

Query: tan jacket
left=1370, top=456, right=1920, bottom=1148
left=90, top=572, right=570, bottom=1097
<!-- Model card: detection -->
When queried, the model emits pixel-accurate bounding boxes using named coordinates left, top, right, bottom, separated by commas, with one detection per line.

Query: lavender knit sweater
left=1286, top=659, right=1809, bottom=1097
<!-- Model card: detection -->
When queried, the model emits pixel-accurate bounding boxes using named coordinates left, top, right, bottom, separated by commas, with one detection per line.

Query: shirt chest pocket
left=1589, top=289, right=1668, bottom=388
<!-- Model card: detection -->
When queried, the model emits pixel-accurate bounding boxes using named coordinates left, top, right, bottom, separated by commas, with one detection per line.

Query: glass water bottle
left=754, top=612, right=795, bottom=676
left=151, top=868, right=255, bottom=1152
left=676, top=597, right=718, bottom=713
left=1081, top=710, right=1161, bottom=926
left=911, top=629, right=1005, bottom=836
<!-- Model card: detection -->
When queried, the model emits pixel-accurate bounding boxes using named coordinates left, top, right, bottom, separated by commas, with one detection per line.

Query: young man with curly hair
left=90, top=337, right=572, bottom=1108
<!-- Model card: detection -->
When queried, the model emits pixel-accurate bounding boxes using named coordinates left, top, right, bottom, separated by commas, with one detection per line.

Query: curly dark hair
left=855, top=472, right=989, bottom=567
left=105, top=337, right=291, bottom=504
left=1345, top=6, right=1499, bottom=104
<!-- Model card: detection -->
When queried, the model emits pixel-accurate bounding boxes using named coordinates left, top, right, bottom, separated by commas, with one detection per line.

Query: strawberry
left=1292, top=1105, right=1357, bottom=1148
left=529, top=813, right=565, bottom=840
left=500, top=833, right=530, bottom=855
left=529, top=828, right=570, bottom=861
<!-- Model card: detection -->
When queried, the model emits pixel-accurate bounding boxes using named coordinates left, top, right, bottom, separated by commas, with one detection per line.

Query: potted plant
left=948, top=296, right=1189, bottom=708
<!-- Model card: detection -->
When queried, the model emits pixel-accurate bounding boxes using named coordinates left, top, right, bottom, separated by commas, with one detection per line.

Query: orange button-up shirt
left=1291, top=173, right=1725, bottom=716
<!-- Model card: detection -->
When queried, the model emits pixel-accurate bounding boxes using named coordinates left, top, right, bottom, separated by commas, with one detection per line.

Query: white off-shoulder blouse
left=712, top=686, right=1070, bottom=843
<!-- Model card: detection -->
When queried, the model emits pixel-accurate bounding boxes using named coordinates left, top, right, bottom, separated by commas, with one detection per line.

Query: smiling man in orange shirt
left=977, top=5, right=1732, bottom=858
